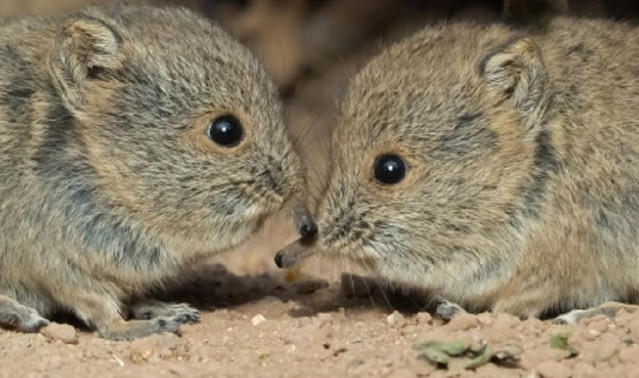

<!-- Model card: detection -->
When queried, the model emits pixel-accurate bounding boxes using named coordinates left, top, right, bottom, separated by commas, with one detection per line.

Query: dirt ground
left=3, top=0, right=639, bottom=377
left=3, top=261, right=639, bottom=378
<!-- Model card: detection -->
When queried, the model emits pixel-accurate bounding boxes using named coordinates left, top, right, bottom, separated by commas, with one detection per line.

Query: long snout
left=274, top=205, right=318, bottom=269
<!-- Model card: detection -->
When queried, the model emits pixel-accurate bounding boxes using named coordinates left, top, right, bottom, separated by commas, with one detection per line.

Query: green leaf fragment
left=465, top=346, right=493, bottom=369
left=550, top=333, right=579, bottom=357
left=422, top=347, right=451, bottom=365
left=416, top=339, right=521, bottom=370
left=417, top=340, right=469, bottom=356
left=416, top=340, right=470, bottom=366
left=468, top=340, right=487, bottom=355
left=439, top=340, right=469, bottom=356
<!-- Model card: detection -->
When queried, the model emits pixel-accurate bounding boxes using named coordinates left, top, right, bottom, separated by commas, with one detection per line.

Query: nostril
left=293, top=206, right=318, bottom=246
left=274, top=251, right=285, bottom=268
left=300, top=220, right=318, bottom=238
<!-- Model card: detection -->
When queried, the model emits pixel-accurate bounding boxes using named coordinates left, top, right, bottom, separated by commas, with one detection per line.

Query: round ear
left=48, top=16, right=123, bottom=108
left=479, top=37, right=549, bottom=133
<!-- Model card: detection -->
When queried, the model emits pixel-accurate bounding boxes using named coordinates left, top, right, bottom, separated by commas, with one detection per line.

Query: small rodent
left=278, top=16, right=639, bottom=322
left=0, top=3, right=313, bottom=340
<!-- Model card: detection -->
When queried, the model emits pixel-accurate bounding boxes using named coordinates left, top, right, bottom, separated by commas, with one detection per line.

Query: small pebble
left=41, top=323, right=78, bottom=345
left=251, top=314, right=267, bottom=326
left=585, top=315, right=610, bottom=333
left=475, top=312, right=493, bottom=326
left=387, top=311, right=407, bottom=328
left=446, top=313, right=479, bottom=331
left=129, top=337, right=157, bottom=362
left=583, top=329, right=600, bottom=341
left=414, top=312, right=432, bottom=325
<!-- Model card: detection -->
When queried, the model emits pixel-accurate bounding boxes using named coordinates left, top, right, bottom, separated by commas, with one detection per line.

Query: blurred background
left=1, top=0, right=638, bottom=279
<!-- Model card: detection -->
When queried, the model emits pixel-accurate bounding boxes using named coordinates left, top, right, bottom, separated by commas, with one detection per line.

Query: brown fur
left=0, top=3, right=308, bottom=339
left=314, top=16, right=639, bottom=319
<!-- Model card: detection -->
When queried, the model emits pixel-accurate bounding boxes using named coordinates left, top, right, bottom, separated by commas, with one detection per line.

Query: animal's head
left=316, top=23, right=554, bottom=294
left=47, top=4, right=309, bottom=252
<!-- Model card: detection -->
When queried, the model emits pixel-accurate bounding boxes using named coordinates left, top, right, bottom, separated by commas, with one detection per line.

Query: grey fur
left=0, top=3, right=307, bottom=339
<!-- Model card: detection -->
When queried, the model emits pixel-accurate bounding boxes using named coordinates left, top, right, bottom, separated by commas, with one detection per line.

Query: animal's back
left=0, top=15, right=64, bottom=177
left=538, top=17, right=639, bottom=139
left=534, top=17, right=639, bottom=258
left=499, top=17, right=639, bottom=308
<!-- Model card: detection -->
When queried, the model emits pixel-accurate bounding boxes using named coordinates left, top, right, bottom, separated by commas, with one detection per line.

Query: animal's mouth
left=274, top=226, right=374, bottom=269
left=274, top=241, right=316, bottom=269
left=274, top=241, right=378, bottom=271
left=274, top=223, right=320, bottom=268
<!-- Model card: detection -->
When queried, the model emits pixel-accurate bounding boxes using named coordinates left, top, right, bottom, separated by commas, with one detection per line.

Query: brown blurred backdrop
left=1, top=0, right=638, bottom=278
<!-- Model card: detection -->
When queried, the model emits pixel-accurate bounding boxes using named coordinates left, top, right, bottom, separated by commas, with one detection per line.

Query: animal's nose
left=274, top=251, right=285, bottom=268
left=294, top=206, right=318, bottom=243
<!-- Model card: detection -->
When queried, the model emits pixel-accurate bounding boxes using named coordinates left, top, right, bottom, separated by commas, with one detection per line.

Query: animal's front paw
left=100, top=316, right=184, bottom=341
left=20, top=311, right=50, bottom=333
left=129, top=300, right=200, bottom=324
left=166, top=303, right=200, bottom=324
left=434, top=296, right=467, bottom=321
left=552, top=302, right=639, bottom=326
left=551, top=313, right=576, bottom=326
left=155, top=316, right=183, bottom=333
left=0, top=297, right=50, bottom=333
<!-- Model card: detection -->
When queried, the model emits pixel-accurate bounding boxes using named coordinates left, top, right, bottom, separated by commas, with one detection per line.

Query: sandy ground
left=2, top=259, right=639, bottom=378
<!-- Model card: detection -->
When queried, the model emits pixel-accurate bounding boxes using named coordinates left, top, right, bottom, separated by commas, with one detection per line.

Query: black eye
left=207, top=115, right=244, bottom=147
left=374, top=154, right=407, bottom=185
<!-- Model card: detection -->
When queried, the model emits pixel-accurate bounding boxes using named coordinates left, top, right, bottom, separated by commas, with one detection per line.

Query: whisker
left=352, top=254, right=378, bottom=310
